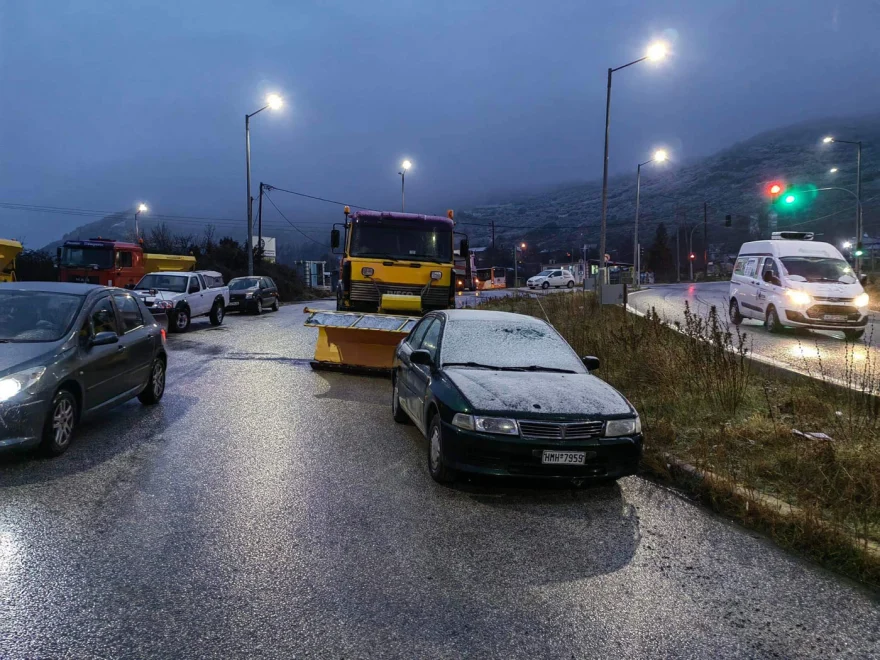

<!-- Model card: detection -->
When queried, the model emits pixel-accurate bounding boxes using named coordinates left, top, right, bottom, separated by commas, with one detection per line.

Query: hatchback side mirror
left=410, top=349, right=434, bottom=367
left=582, top=355, right=600, bottom=371
left=90, top=331, right=119, bottom=347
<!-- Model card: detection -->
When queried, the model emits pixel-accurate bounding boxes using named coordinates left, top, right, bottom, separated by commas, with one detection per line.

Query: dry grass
left=469, top=290, right=880, bottom=585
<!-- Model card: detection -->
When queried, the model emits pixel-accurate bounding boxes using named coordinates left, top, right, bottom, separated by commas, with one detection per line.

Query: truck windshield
left=135, top=274, right=189, bottom=293
left=350, top=224, right=452, bottom=263
left=780, top=257, right=857, bottom=283
left=61, top=246, right=113, bottom=269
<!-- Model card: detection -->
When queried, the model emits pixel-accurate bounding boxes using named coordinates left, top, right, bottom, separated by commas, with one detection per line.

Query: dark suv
left=227, top=276, right=280, bottom=314
left=0, top=282, right=168, bottom=456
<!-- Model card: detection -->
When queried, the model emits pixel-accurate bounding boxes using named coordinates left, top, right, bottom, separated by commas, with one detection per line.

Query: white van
left=729, top=232, right=869, bottom=339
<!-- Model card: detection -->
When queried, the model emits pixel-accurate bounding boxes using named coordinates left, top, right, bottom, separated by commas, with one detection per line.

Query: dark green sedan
left=391, top=309, right=642, bottom=484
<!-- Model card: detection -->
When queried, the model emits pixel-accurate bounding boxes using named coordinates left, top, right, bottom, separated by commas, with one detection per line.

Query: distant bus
left=475, top=267, right=506, bottom=290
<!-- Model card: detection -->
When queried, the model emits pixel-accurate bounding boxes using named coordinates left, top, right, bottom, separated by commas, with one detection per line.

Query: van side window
left=762, top=258, right=779, bottom=281
left=742, top=258, right=759, bottom=278
left=733, top=258, right=746, bottom=275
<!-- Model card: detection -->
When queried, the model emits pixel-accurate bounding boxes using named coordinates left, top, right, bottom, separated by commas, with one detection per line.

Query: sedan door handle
left=117, top=345, right=126, bottom=352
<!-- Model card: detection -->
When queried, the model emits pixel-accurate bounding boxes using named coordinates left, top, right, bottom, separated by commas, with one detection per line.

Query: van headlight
left=605, top=416, right=641, bottom=437
left=452, top=413, right=519, bottom=435
left=0, top=367, right=47, bottom=403
left=785, top=289, right=812, bottom=306
left=853, top=293, right=869, bottom=308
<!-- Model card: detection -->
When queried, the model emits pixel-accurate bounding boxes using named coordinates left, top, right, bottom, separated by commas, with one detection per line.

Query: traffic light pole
left=703, top=201, right=708, bottom=279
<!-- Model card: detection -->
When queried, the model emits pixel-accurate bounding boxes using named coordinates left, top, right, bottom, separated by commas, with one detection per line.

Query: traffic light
left=783, top=193, right=797, bottom=205
left=767, top=182, right=784, bottom=198
left=689, top=253, right=696, bottom=261
left=725, top=214, right=732, bottom=227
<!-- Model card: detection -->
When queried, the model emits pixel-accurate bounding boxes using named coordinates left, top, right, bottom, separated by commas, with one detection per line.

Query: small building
left=294, top=260, right=330, bottom=289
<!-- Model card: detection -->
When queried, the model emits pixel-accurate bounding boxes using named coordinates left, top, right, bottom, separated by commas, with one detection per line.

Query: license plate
left=823, top=314, right=847, bottom=322
left=541, top=451, right=586, bottom=465
left=228, top=301, right=239, bottom=307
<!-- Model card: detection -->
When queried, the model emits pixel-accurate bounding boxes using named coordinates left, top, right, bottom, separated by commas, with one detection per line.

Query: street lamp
left=843, top=241, right=852, bottom=249
left=134, top=203, right=148, bottom=240
left=632, top=148, right=669, bottom=286
left=598, top=40, right=669, bottom=288
left=822, top=134, right=863, bottom=274
left=829, top=167, right=838, bottom=173
left=245, top=93, right=284, bottom=275
left=514, top=242, right=526, bottom=289
left=399, top=159, right=412, bottom=211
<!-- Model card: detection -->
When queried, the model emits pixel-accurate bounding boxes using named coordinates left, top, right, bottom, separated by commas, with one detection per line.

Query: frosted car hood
left=445, top=369, right=632, bottom=416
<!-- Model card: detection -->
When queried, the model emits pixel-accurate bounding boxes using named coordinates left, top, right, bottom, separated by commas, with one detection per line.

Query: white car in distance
left=528, top=269, right=575, bottom=290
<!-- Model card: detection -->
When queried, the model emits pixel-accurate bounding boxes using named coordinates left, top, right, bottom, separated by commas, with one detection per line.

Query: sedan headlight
left=0, top=367, right=47, bottom=403
left=785, top=289, right=812, bottom=306
left=452, top=413, right=519, bottom=435
left=853, top=292, right=869, bottom=308
left=605, top=416, right=641, bottom=437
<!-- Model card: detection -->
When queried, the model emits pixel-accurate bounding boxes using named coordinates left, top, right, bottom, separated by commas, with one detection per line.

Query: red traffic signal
left=689, top=253, right=696, bottom=260
left=767, top=181, right=784, bottom=197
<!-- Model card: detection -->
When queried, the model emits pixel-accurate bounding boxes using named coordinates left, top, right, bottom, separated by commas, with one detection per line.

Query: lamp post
left=513, top=242, right=526, bottom=288
left=598, top=41, right=668, bottom=288
left=246, top=93, right=283, bottom=275
left=632, top=149, right=667, bottom=286
left=134, top=203, right=148, bottom=240
left=822, top=136, right=862, bottom=274
left=399, top=160, right=412, bottom=211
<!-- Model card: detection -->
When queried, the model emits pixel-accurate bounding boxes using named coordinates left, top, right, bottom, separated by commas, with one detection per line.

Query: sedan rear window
left=440, top=319, right=586, bottom=373
left=0, top=291, right=84, bottom=342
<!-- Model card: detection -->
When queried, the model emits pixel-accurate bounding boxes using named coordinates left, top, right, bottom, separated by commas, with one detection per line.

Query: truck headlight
left=430, top=271, right=442, bottom=280
left=605, top=416, right=641, bottom=437
left=0, top=367, right=47, bottom=403
left=785, top=289, right=812, bottom=306
left=853, top=293, right=869, bottom=308
left=361, top=267, right=374, bottom=277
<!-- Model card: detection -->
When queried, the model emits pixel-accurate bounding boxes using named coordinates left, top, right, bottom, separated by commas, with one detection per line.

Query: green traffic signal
left=783, top=194, right=796, bottom=204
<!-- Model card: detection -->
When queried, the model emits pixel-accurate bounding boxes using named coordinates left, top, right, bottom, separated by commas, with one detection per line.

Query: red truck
left=57, top=238, right=196, bottom=288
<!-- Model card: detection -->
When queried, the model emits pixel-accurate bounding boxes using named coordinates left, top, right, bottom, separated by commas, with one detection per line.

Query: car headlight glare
left=0, top=367, right=47, bottom=403
left=605, top=416, right=641, bottom=437
left=785, top=289, right=812, bottom=306
left=853, top=293, right=869, bottom=308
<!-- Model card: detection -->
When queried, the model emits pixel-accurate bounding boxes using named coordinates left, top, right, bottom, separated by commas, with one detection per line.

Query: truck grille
left=518, top=420, right=605, bottom=441
left=349, top=281, right=449, bottom=307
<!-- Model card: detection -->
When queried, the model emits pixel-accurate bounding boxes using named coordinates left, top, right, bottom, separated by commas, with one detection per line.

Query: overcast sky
left=1, top=0, right=878, bottom=246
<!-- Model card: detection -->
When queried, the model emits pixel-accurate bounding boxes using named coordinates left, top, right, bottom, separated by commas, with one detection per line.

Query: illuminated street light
left=134, top=203, right=148, bottom=239
left=633, top=148, right=671, bottom=286
left=245, top=92, right=285, bottom=275
left=514, top=243, right=527, bottom=288
left=821, top=133, right=863, bottom=274
left=520, top=242, right=526, bottom=249
left=599, top=39, right=672, bottom=288
left=399, top=159, right=413, bottom=211
left=829, top=167, right=838, bottom=173
left=822, top=136, right=834, bottom=144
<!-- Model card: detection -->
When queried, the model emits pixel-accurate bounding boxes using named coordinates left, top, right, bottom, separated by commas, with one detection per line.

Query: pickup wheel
left=209, top=299, right=225, bottom=326
left=170, top=307, right=190, bottom=333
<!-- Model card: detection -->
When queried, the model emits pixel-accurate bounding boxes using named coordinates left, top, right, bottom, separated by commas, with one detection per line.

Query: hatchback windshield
left=535, top=270, right=554, bottom=277
left=230, top=278, right=261, bottom=290
left=780, top=257, right=857, bottom=283
left=0, top=291, right=83, bottom=342
left=60, top=246, right=113, bottom=269
left=135, top=274, right=189, bottom=293
left=441, top=319, right=586, bottom=373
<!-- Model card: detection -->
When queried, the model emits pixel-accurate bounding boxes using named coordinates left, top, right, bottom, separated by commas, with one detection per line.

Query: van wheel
left=844, top=329, right=865, bottom=341
left=209, top=300, right=224, bottom=326
left=729, top=299, right=743, bottom=325
left=765, top=306, right=783, bottom=333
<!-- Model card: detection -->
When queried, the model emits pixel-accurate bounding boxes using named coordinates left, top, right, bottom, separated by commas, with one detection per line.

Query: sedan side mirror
left=90, top=331, right=119, bottom=347
left=410, top=349, right=434, bottom=368
left=582, top=355, right=600, bottom=371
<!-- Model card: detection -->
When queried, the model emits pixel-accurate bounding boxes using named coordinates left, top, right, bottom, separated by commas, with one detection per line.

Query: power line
left=263, top=193, right=330, bottom=247
left=264, top=185, right=380, bottom=212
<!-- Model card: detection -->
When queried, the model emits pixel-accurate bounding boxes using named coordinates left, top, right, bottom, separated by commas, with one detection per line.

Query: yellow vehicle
left=0, top=239, right=23, bottom=282
left=305, top=208, right=468, bottom=372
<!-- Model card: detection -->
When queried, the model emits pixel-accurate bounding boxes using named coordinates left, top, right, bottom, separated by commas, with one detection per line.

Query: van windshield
left=780, top=257, right=856, bottom=284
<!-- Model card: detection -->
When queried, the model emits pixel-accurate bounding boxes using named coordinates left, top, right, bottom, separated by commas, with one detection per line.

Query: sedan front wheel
left=41, top=389, right=77, bottom=456
left=427, top=414, right=454, bottom=484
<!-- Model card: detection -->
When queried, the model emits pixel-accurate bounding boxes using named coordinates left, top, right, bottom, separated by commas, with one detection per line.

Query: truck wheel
left=729, top=299, right=743, bottom=325
left=844, top=329, right=865, bottom=341
left=171, top=308, right=190, bottom=333
left=209, top=300, right=225, bottom=326
left=40, top=389, right=78, bottom=457
left=765, top=306, right=782, bottom=333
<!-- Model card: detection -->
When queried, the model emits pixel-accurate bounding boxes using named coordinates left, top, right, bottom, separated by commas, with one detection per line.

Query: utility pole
left=703, top=201, right=708, bottom=279
left=513, top=245, right=518, bottom=289
left=676, top=210, right=683, bottom=283
left=256, top=182, right=264, bottom=266
left=491, top=220, right=496, bottom=259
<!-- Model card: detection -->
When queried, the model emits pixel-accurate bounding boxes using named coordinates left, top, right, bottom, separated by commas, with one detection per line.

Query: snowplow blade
left=304, top=308, right=420, bottom=374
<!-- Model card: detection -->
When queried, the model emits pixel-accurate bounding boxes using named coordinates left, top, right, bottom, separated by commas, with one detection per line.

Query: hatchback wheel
left=541, top=281, right=549, bottom=290
left=254, top=298, right=263, bottom=315
left=271, top=298, right=279, bottom=312
left=567, top=280, right=574, bottom=288
left=41, top=389, right=77, bottom=456
left=138, top=358, right=166, bottom=405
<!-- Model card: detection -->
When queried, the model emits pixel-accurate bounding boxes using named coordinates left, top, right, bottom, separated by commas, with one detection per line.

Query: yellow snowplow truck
left=0, top=239, right=23, bottom=282
left=305, top=208, right=468, bottom=372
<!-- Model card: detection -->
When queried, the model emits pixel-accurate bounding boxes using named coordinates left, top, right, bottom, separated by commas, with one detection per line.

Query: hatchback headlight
left=605, top=416, right=641, bottom=437
left=853, top=293, right=869, bottom=308
left=452, top=413, right=519, bottom=435
left=785, top=289, right=812, bottom=306
left=0, top=367, right=47, bottom=403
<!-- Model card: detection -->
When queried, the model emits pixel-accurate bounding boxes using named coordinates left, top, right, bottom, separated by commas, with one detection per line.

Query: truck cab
left=58, top=239, right=143, bottom=287
left=332, top=210, right=464, bottom=314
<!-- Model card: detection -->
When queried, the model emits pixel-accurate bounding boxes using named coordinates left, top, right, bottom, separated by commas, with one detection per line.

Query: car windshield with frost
left=440, top=318, right=587, bottom=374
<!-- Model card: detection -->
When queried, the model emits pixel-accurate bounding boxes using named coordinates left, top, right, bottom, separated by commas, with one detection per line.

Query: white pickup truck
left=133, top=270, right=229, bottom=332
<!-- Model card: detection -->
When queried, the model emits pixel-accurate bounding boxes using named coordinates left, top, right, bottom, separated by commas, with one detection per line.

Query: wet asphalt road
left=1, top=302, right=878, bottom=659
left=629, top=282, right=880, bottom=385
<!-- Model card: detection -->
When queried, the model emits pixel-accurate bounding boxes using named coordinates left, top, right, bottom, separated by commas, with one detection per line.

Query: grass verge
left=469, top=290, right=880, bottom=586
